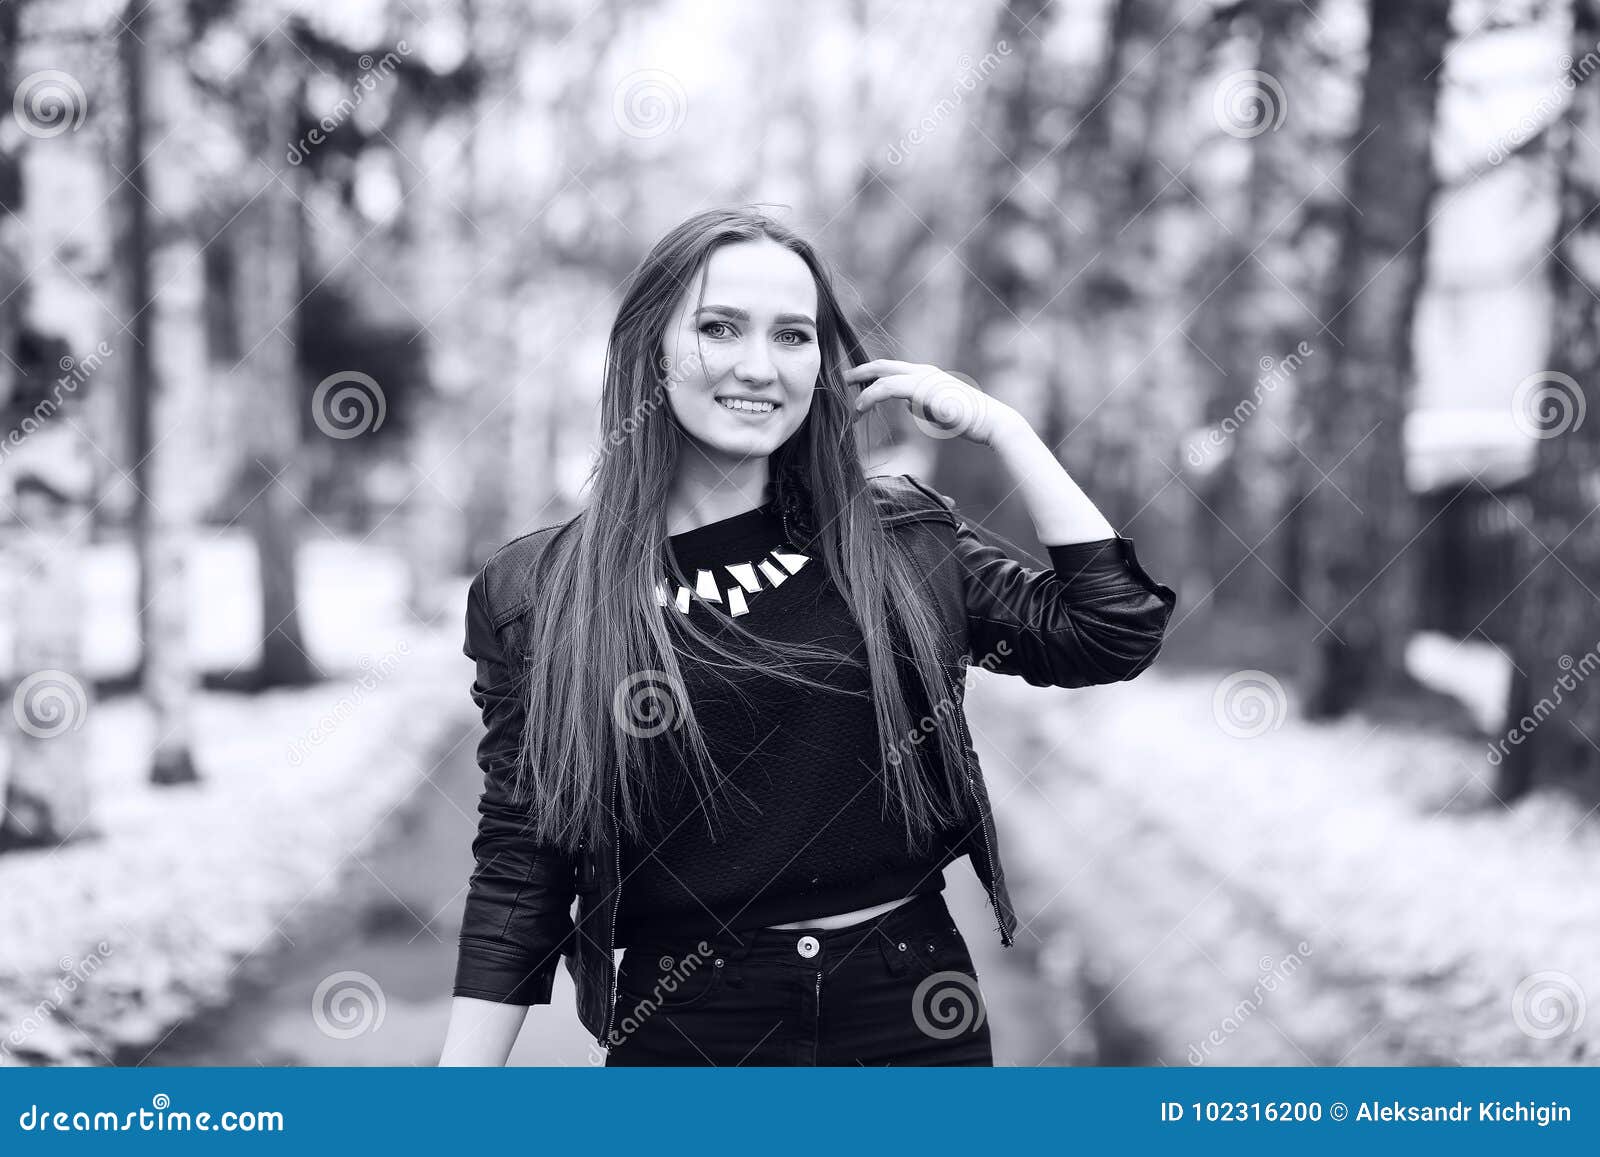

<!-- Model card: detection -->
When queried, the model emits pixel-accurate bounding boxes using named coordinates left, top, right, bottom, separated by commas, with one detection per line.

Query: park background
left=1, top=0, right=1598, bottom=1066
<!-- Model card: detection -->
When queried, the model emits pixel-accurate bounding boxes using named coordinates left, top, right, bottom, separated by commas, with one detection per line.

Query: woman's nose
left=733, top=337, right=777, bottom=384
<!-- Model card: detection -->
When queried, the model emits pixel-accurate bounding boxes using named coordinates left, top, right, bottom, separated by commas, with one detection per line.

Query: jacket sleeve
left=907, top=477, right=1178, bottom=688
left=451, top=566, right=577, bottom=1005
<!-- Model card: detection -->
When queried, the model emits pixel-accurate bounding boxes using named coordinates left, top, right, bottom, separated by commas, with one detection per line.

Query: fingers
left=853, top=375, right=911, bottom=412
left=843, top=358, right=923, bottom=384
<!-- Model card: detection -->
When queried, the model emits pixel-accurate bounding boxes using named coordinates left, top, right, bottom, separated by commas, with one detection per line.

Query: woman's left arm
left=850, top=359, right=1179, bottom=688
left=985, top=407, right=1117, bottom=546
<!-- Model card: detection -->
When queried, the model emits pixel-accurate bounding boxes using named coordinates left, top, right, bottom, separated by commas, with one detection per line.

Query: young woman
left=437, top=206, right=1176, bottom=1066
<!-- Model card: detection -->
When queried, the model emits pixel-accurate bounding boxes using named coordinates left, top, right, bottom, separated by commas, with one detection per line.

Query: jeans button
left=796, top=934, right=820, bottom=959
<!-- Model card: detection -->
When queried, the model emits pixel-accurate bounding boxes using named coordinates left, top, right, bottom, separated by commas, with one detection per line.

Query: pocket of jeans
left=616, top=948, right=726, bottom=1011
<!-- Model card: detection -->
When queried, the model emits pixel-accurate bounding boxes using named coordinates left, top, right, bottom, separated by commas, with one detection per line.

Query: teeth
left=717, top=398, right=776, bottom=413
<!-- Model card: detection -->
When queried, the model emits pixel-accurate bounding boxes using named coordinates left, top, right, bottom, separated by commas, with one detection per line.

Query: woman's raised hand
left=844, top=358, right=1022, bottom=448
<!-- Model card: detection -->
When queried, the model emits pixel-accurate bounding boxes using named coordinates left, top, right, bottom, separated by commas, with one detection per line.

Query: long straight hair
left=512, top=205, right=974, bottom=856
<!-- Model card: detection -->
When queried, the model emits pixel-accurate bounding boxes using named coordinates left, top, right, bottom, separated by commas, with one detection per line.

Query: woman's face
left=660, top=238, right=821, bottom=465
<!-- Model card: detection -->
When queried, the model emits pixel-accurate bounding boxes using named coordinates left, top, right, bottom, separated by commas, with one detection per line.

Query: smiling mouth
left=716, top=397, right=779, bottom=414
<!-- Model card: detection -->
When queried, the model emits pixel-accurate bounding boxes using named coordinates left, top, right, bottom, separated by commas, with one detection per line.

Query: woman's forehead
left=692, top=240, right=818, bottom=316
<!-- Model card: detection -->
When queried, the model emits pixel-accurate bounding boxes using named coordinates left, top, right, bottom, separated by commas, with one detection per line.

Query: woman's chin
left=684, top=424, right=791, bottom=461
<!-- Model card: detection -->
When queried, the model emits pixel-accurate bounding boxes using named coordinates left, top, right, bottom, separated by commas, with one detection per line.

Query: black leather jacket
left=451, top=473, right=1177, bottom=1048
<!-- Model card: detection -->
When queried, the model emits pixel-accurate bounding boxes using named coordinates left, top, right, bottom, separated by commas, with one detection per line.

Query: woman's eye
left=699, top=320, right=811, bottom=345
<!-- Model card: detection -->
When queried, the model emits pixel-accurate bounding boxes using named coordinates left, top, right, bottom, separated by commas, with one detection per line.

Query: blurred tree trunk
left=0, top=0, right=95, bottom=845
left=2, top=476, right=96, bottom=848
left=1196, top=0, right=1303, bottom=612
left=0, top=0, right=21, bottom=406
left=234, top=37, right=316, bottom=685
left=395, top=102, right=466, bottom=621
left=1051, top=0, right=1194, bottom=543
left=1299, top=0, right=1450, bottom=720
left=121, top=0, right=203, bottom=783
left=1497, top=0, right=1600, bottom=798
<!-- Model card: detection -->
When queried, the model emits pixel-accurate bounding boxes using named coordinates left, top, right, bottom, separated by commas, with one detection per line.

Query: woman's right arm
left=439, top=563, right=578, bottom=1065
left=439, top=996, right=529, bottom=1066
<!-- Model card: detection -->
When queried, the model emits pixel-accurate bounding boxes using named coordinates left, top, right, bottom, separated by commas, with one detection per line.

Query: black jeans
left=603, top=890, right=993, bottom=1066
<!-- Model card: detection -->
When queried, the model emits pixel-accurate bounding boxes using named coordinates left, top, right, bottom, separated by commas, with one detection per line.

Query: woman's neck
left=666, top=458, right=772, bottom=536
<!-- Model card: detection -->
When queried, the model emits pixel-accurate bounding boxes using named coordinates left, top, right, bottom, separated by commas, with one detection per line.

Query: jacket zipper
left=950, top=669, right=1011, bottom=947
left=968, top=767, right=1010, bottom=946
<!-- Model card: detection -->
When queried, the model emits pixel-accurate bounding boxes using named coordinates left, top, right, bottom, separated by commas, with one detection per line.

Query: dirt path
left=128, top=719, right=1071, bottom=1066
left=124, top=718, right=591, bottom=1066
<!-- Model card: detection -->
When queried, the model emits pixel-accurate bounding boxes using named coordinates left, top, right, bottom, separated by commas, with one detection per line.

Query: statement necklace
left=656, top=547, right=812, bottom=617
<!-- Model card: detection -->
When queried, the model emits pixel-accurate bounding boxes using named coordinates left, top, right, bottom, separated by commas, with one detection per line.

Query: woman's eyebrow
left=696, top=304, right=816, bottom=326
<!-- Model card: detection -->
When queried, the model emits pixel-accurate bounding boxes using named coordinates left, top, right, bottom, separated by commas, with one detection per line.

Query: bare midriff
left=764, top=894, right=916, bottom=931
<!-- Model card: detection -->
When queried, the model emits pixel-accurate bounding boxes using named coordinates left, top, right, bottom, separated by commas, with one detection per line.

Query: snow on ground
left=968, top=659, right=1599, bottom=1066
left=0, top=536, right=473, bottom=1066
left=1405, top=630, right=1514, bottom=735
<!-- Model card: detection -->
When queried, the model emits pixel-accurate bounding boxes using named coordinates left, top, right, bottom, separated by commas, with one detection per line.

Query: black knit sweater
left=613, top=499, right=950, bottom=946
